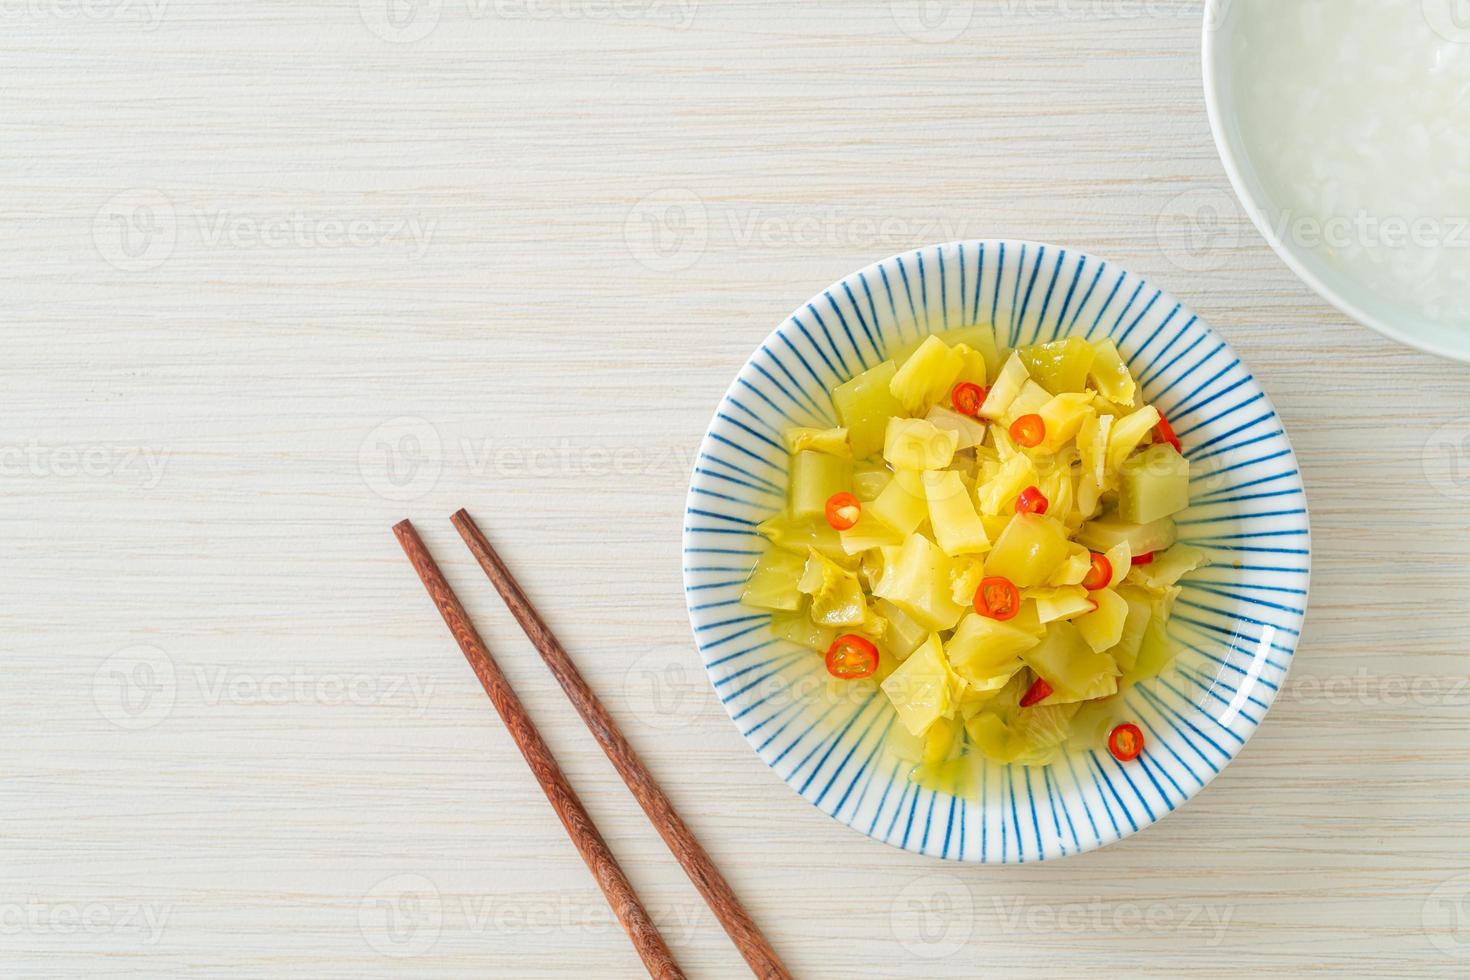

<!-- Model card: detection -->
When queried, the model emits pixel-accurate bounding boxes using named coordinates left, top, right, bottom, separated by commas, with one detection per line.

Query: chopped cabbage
left=922, top=470, right=990, bottom=556
left=745, top=321, right=1190, bottom=787
left=881, top=633, right=961, bottom=736
left=925, top=404, right=988, bottom=449
left=1088, top=338, right=1136, bottom=405
left=783, top=426, right=852, bottom=457
left=1018, top=337, right=1096, bottom=395
left=833, top=360, right=904, bottom=458
left=890, top=335, right=966, bottom=415
left=984, top=514, right=1071, bottom=588
left=787, top=450, right=853, bottom=519
left=741, top=548, right=807, bottom=611
left=979, top=352, right=1030, bottom=418
left=975, top=453, right=1038, bottom=516
left=798, top=549, right=870, bottom=627
left=1075, top=587, right=1128, bottom=653
left=1129, top=543, right=1209, bottom=592
left=867, top=468, right=928, bottom=536
left=884, top=417, right=958, bottom=470
left=872, top=534, right=968, bottom=631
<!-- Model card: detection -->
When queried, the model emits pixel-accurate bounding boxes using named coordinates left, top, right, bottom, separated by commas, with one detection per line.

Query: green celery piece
left=787, top=450, right=853, bottom=519
left=1117, top=443, right=1190, bottom=524
left=833, top=361, right=903, bottom=458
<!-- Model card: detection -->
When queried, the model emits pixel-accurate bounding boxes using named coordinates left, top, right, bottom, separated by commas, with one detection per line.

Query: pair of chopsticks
left=393, top=510, right=791, bottom=980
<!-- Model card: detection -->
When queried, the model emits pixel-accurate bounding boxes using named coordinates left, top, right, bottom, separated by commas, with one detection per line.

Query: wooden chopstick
left=392, top=520, right=685, bottom=980
left=450, top=509, right=793, bottom=980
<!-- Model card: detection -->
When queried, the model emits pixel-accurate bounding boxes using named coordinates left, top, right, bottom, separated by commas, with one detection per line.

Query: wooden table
left=5, top=1, right=1469, bottom=976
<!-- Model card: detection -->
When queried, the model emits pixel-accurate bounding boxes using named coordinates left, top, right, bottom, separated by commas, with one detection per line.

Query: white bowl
left=684, top=241, right=1311, bottom=861
left=1203, top=0, right=1470, bottom=363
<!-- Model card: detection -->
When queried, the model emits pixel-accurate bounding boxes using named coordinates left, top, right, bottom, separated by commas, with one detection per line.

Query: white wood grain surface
left=5, top=1, right=1470, bottom=976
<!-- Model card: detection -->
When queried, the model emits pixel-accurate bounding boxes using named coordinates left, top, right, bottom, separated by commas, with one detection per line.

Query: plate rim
left=683, top=238, right=1313, bottom=861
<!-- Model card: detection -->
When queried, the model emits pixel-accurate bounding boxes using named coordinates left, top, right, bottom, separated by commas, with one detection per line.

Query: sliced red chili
left=824, top=492, right=861, bottom=531
left=825, top=634, right=879, bottom=680
left=1155, top=415, right=1182, bottom=454
left=974, top=576, right=1020, bottom=621
left=1131, top=552, right=1155, bottom=567
left=1009, top=413, right=1046, bottom=448
left=1019, top=676, right=1053, bottom=708
left=1015, top=485, right=1049, bottom=515
left=1081, top=552, right=1113, bottom=591
left=1108, top=722, right=1144, bottom=762
left=951, top=382, right=986, bottom=417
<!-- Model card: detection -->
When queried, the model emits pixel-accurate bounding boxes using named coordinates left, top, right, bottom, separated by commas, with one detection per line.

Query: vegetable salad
left=740, top=327, right=1207, bottom=794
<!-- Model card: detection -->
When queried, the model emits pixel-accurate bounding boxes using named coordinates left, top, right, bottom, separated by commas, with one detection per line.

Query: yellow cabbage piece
left=1109, top=583, right=1155, bottom=672
left=1102, top=540, right=1132, bottom=587
left=833, top=360, right=904, bottom=458
left=1038, top=392, right=1095, bottom=451
left=1002, top=379, right=1052, bottom=426
left=909, top=755, right=980, bottom=798
left=1030, top=585, right=1094, bottom=624
left=890, top=336, right=966, bottom=415
left=1018, top=337, right=1096, bottom=395
left=1047, top=544, right=1092, bottom=587
left=922, top=470, right=990, bottom=556
left=741, top=548, right=807, bottom=611
left=867, top=468, right=928, bottom=536
left=1126, top=588, right=1180, bottom=685
left=979, top=352, right=1030, bottom=419
left=943, top=325, right=1006, bottom=379
left=770, top=609, right=836, bottom=652
left=1077, top=412, right=1115, bottom=489
left=787, top=450, right=853, bottom=519
left=975, top=453, right=1038, bottom=516
left=945, top=615, right=1032, bottom=695
left=1076, top=511, right=1178, bottom=555
left=1118, top=443, right=1190, bottom=524
left=1130, top=543, right=1209, bottom=592
left=852, top=460, right=893, bottom=501
left=984, top=514, right=1071, bottom=588
left=838, top=512, right=905, bottom=555
left=881, top=633, right=962, bottom=736
left=1020, top=621, right=1121, bottom=703
left=783, top=426, right=852, bottom=457
left=797, top=548, right=869, bottom=627
left=873, top=597, right=929, bottom=660
left=757, top=512, right=849, bottom=564
left=1106, top=405, right=1161, bottom=472
left=947, top=554, right=986, bottom=606
left=1088, top=338, right=1137, bottom=406
left=924, top=404, right=988, bottom=449
left=884, top=417, right=958, bottom=470
left=872, top=534, right=968, bottom=631
left=1075, top=587, right=1128, bottom=653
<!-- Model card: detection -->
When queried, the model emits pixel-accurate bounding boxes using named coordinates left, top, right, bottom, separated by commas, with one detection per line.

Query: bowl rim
left=1200, top=0, right=1470, bottom=364
left=682, top=238, right=1313, bottom=861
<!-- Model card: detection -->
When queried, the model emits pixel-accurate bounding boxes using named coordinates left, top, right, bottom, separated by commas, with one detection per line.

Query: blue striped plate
left=683, top=240, right=1310, bottom=862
